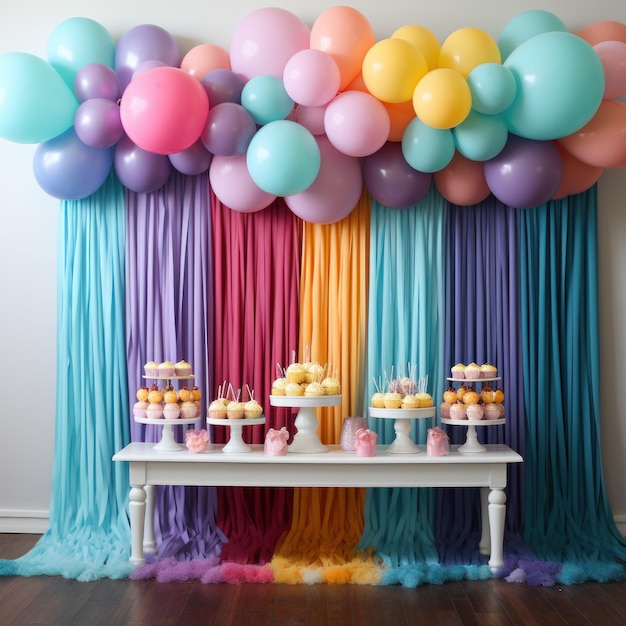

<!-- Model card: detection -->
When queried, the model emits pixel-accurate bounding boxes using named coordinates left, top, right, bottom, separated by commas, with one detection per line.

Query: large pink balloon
left=283, top=49, right=341, bottom=107
left=230, top=8, right=310, bottom=80
left=593, top=41, right=626, bottom=100
left=285, top=136, right=362, bottom=224
left=209, top=154, right=276, bottom=212
left=324, top=91, right=390, bottom=157
left=120, top=66, right=209, bottom=155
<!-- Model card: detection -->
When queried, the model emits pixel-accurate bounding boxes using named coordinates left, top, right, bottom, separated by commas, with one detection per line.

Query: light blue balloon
left=467, top=63, right=517, bottom=115
left=453, top=111, right=509, bottom=161
left=241, top=75, right=294, bottom=125
left=401, top=117, right=455, bottom=173
left=246, top=120, right=320, bottom=196
left=47, top=17, right=116, bottom=89
left=498, top=10, right=567, bottom=61
left=503, top=31, right=604, bottom=140
left=0, top=52, right=78, bottom=143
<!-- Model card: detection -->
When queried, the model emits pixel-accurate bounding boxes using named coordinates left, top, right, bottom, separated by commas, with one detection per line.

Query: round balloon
left=169, top=140, right=213, bottom=176
left=47, top=17, right=115, bottom=89
left=0, top=52, right=78, bottom=143
left=33, top=128, right=112, bottom=200
left=74, top=98, right=123, bottom=148
left=285, top=136, right=362, bottom=224
left=384, top=99, right=417, bottom=142
left=552, top=144, right=603, bottom=199
left=413, top=68, right=472, bottom=129
left=209, top=153, right=276, bottom=212
left=114, top=134, right=172, bottom=193
left=401, top=117, right=455, bottom=172
left=503, top=31, right=604, bottom=140
left=180, top=43, right=231, bottom=78
left=433, top=152, right=491, bottom=206
left=230, top=7, right=310, bottom=80
left=120, top=66, right=209, bottom=155
left=467, top=63, right=517, bottom=115
left=576, top=20, right=626, bottom=46
left=498, top=10, right=567, bottom=60
left=246, top=120, right=320, bottom=196
left=593, top=41, right=626, bottom=100
left=283, top=49, right=341, bottom=107
left=362, top=141, right=432, bottom=209
left=74, top=63, right=120, bottom=103
left=310, top=6, right=376, bottom=90
left=324, top=90, right=390, bottom=157
left=484, top=135, right=562, bottom=208
left=294, top=104, right=328, bottom=136
left=240, top=75, right=294, bottom=125
left=391, top=24, right=441, bottom=71
left=201, top=102, right=257, bottom=156
left=115, top=24, right=181, bottom=91
left=439, top=27, right=501, bottom=78
left=201, top=69, right=247, bottom=107
left=453, top=111, right=509, bottom=161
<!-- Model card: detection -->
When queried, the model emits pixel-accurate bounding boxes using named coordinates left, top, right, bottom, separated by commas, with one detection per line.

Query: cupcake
left=163, top=387, right=178, bottom=404
left=133, top=401, right=149, bottom=419
left=462, top=390, right=480, bottom=405
left=449, top=403, right=467, bottom=420
left=191, top=386, right=202, bottom=402
left=179, top=386, right=192, bottom=402
left=158, top=360, right=175, bottom=378
left=136, top=386, right=149, bottom=402
left=481, top=363, right=498, bottom=379
left=304, top=381, right=325, bottom=396
left=450, top=363, right=465, bottom=379
left=466, top=403, right=484, bottom=420
left=464, top=362, right=482, bottom=380
left=285, top=382, right=304, bottom=396
left=416, top=392, right=434, bottom=408
left=306, top=362, right=325, bottom=384
left=401, top=394, right=419, bottom=409
left=244, top=399, right=263, bottom=418
left=226, top=400, right=244, bottom=419
left=163, top=402, right=181, bottom=420
left=175, top=359, right=192, bottom=377
left=371, top=392, right=385, bottom=408
left=144, top=361, right=159, bottom=377
left=271, top=377, right=288, bottom=396
left=148, top=387, right=163, bottom=404
left=286, top=363, right=307, bottom=384
left=383, top=392, right=403, bottom=409
left=484, top=403, right=501, bottom=420
left=180, top=400, right=198, bottom=418
left=208, top=398, right=228, bottom=419
left=439, top=401, right=451, bottom=419
left=146, top=402, right=164, bottom=419
left=321, top=377, right=341, bottom=396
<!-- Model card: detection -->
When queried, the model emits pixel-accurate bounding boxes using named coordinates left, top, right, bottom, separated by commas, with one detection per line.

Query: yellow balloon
left=413, top=68, right=472, bottom=129
left=439, top=27, right=501, bottom=77
left=392, top=24, right=441, bottom=70
left=362, top=37, right=428, bottom=103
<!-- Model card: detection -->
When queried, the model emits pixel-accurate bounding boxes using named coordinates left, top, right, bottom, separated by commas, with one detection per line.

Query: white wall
left=1, top=0, right=625, bottom=534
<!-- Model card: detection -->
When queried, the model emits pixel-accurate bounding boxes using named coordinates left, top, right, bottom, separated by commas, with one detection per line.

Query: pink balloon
left=230, top=7, right=310, bottom=80
left=593, top=41, right=626, bottom=100
left=294, top=104, right=327, bottom=135
left=181, top=43, right=231, bottom=78
left=433, top=152, right=490, bottom=206
left=120, top=66, right=209, bottom=155
left=283, top=49, right=341, bottom=107
left=209, top=153, right=276, bottom=212
left=285, top=136, right=363, bottom=224
left=324, top=91, right=390, bottom=157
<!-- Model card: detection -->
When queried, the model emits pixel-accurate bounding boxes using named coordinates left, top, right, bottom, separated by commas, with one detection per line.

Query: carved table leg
left=479, top=486, right=491, bottom=555
left=143, top=484, right=156, bottom=553
left=129, top=485, right=146, bottom=565
left=487, top=487, right=507, bottom=571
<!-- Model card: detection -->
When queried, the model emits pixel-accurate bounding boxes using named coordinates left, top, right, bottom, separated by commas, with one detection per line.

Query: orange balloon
left=553, top=143, right=603, bottom=199
left=558, top=100, right=626, bottom=169
left=310, top=6, right=376, bottom=90
left=392, top=24, right=441, bottom=70
left=433, top=151, right=490, bottom=205
left=181, top=43, right=231, bottom=79
left=576, top=20, right=626, bottom=46
left=384, top=99, right=417, bottom=141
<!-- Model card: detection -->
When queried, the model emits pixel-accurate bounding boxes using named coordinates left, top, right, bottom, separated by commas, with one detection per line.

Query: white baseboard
left=0, top=510, right=49, bottom=534
left=614, top=514, right=626, bottom=537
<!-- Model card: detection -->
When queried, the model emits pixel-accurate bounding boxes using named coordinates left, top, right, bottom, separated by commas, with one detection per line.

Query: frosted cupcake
left=271, top=377, right=288, bottom=396
left=401, top=394, right=419, bottom=409
left=244, top=399, right=263, bottom=419
left=144, top=361, right=159, bottom=377
left=371, top=392, right=385, bottom=408
left=383, top=392, right=403, bottom=409
left=449, top=403, right=467, bottom=420
left=163, top=402, right=181, bottom=420
left=304, top=381, right=324, bottom=396
left=175, top=360, right=192, bottom=376
left=285, top=382, right=304, bottom=396
left=226, top=401, right=244, bottom=419
left=464, top=362, right=482, bottom=380
left=321, top=376, right=341, bottom=396
left=484, top=403, right=501, bottom=420
left=158, top=360, right=175, bottom=377
left=466, top=403, right=484, bottom=420
left=439, top=401, right=451, bottom=419
left=208, top=398, right=228, bottom=419
left=146, top=402, right=164, bottom=419
left=481, top=363, right=498, bottom=379
left=450, top=363, right=466, bottom=379
left=133, top=401, right=149, bottom=419
left=180, top=400, right=198, bottom=418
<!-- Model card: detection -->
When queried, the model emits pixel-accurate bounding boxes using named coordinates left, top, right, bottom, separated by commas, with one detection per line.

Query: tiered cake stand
left=369, top=407, right=436, bottom=454
left=269, top=395, right=342, bottom=453
left=207, top=416, right=266, bottom=453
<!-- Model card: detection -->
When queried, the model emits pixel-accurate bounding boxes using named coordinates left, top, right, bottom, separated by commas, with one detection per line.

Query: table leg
left=487, top=487, right=506, bottom=571
left=479, top=487, right=490, bottom=555
left=129, top=485, right=146, bottom=565
left=143, top=484, right=156, bottom=553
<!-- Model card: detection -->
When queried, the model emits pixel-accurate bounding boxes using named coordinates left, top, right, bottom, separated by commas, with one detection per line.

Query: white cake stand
left=134, top=416, right=201, bottom=451
left=269, top=395, right=342, bottom=453
left=207, top=416, right=266, bottom=453
left=440, top=418, right=506, bottom=453
left=369, top=407, right=436, bottom=454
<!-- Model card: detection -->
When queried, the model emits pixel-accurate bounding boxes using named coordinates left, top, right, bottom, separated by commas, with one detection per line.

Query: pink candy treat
left=426, top=427, right=449, bottom=456
left=186, top=429, right=209, bottom=453
left=355, top=428, right=378, bottom=457
left=264, top=427, right=289, bottom=456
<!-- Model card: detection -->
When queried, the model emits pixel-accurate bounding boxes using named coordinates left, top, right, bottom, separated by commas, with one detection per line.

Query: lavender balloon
left=169, top=140, right=213, bottom=175
left=74, top=63, right=120, bottom=102
left=74, top=98, right=123, bottom=148
left=201, top=102, right=257, bottom=156
left=201, top=69, right=246, bottom=107
left=114, top=134, right=172, bottom=193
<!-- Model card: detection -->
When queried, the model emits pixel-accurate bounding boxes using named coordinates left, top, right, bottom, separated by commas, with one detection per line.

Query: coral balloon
left=209, top=153, right=276, bottom=212
left=201, top=102, right=256, bottom=156
left=181, top=43, right=231, bottom=79
left=241, top=75, right=294, bottom=125
left=169, top=140, right=213, bottom=176
left=558, top=100, right=626, bottom=169
left=402, top=117, right=455, bottom=172
left=467, top=63, right=517, bottom=115
left=576, top=20, right=626, bottom=46
left=593, top=41, right=626, bottom=100
left=74, top=98, right=123, bottom=148
left=392, top=24, right=441, bottom=71
left=285, top=136, right=362, bottom=224
left=453, top=111, right=509, bottom=161
left=384, top=99, right=417, bottom=142
left=33, top=128, right=112, bottom=200
left=413, top=69, right=472, bottom=129
left=74, top=63, right=120, bottom=103
left=324, top=91, right=390, bottom=157
left=433, top=152, right=491, bottom=206
left=246, top=120, right=320, bottom=196
left=310, top=6, right=376, bottom=90
left=439, top=27, right=501, bottom=78
left=498, top=10, right=567, bottom=60
left=552, top=144, right=603, bottom=200
left=362, top=141, right=432, bottom=209
left=114, top=134, right=172, bottom=193
left=484, top=135, right=562, bottom=209
left=503, top=32, right=604, bottom=141
left=362, top=38, right=428, bottom=103
left=283, top=49, right=340, bottom=107
left=120, top=66, right=209, bottom=155
left=230, top=7, right=310, bottom=80
left=201, top=69, right=246, bottom=107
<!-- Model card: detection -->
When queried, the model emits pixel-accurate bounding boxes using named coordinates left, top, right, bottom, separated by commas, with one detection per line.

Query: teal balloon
left=246, top=120, right=320, bottom=195
left=503, top=32, right=604, bottom=140
left=241, top=75, right=294, bottom=125
left=47, top=17, right=115, bottom=89
left=467, top=63, right=517, bottom=115
left=498, top=10, right=567, bottom=60
left=0, top=52, right=78, bottom=143
left=401, top=117, right=455, bottom=173
left=453, top=111, right=509, bottom=161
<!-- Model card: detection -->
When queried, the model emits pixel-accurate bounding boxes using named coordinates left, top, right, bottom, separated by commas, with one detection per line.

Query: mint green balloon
left=498, top=10, right=567, bottom=61
left=401, top=117, right=455, bottom=173
left=453, top=111, right=509, bottom=161
left=0, top=52, right=78, bottom=143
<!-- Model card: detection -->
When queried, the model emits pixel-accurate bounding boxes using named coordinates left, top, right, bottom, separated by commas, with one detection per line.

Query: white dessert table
left=113, top=443, right=522, bottom=571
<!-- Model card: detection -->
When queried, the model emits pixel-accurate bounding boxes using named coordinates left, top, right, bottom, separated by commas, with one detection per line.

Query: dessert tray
left=207, top=416, right=266, bottom=453
left=134, top=416, right=201, bottom=452
left=369, top=407, right=436, bottom=454
left=440, top=417, right=506, bottom=453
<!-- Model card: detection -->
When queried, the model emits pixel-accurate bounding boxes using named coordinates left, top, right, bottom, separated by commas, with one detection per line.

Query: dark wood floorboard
left=1, top=534, right=626, bottom=626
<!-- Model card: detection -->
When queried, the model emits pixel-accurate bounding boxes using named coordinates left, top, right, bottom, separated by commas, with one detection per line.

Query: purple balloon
left=362, top=142, right=432, bottom=209
left=131, top=59, right=167, bottom=80
left=169, top=140, right=213, bottom=175
left=201, top=102, right=257, bottom=156
left=74, top=63, right=120, bottom=102
left=201, top=69, right=246, bottom=107
left=33, top=128, right=112, bottom=199
left=74, top=98, right=124, bottom=148
left=114, top=134, right=172, bottom=193
left=483, top=135, right=563, bottom=208
left=115, top=24, right=181, bottom=91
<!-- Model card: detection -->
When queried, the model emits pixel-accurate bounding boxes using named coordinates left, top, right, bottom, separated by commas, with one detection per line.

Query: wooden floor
left=2, top=534, right=626, bottom=625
